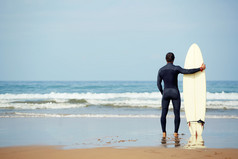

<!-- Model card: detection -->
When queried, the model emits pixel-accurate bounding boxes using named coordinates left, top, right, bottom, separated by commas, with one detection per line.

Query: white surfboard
left=183, top=43, right=206, bottom=136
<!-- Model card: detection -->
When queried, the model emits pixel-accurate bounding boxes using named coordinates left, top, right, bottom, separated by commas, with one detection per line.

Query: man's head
left=166, top=52, right=175, bottom=63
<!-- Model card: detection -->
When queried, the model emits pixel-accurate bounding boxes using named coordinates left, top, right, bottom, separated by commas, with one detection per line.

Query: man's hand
left=200, top=63, right=206, bottom=71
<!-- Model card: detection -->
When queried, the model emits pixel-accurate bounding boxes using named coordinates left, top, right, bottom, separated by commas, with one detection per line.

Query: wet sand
left=0, top=117, right=238, bottom=149
left=0, top=117, right=238, bottom=159
left=0, top=146, right=238, bottom=159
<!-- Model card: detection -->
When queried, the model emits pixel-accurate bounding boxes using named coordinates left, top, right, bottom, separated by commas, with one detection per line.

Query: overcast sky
left=0, top=0, right=237, bottom=81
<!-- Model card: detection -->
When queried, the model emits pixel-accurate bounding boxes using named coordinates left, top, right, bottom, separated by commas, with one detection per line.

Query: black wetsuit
left=157, top=63, right=200, bottom=133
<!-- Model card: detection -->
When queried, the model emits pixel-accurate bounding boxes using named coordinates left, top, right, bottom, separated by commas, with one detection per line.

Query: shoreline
left=0, top=146, right=237, bottom=159
left=0, top=117, right=238, bottom=149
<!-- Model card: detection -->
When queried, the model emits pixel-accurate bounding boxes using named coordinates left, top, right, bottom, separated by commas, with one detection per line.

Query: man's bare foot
left=163, top=132, right=166, bottom=137
left=174, top=132, right=178, bottom=137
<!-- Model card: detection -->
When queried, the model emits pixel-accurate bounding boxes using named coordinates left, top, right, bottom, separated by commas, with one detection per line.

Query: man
left=157, top=52, right=206, bottom=137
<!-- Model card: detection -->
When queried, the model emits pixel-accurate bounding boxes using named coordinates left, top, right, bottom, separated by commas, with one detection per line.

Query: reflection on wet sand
left=185, top=135, right=205, bottom=149
left=161, top=136, right=181, bottom=148
left=161, top=135, right=205, bottom=149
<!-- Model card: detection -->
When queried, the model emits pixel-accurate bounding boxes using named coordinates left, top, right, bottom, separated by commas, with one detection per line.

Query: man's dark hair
left=166, top=52, right=175, bottom=62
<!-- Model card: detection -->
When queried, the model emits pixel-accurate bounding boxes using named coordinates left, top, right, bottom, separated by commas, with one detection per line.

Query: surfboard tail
left=188, top=121, right=204, bottom=136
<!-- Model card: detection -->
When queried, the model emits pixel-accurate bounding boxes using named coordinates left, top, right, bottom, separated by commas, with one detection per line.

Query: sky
left=0, top=0, right=238, bottom=81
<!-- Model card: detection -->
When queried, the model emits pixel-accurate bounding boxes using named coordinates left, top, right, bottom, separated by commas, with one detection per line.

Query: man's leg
left=172, top=96, right=181, bottom=136
left=161, top=97, right=170, bottom=137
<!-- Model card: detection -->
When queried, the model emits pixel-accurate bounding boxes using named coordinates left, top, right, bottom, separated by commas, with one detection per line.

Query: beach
left=1, top=146, right=238, bottom=159
left=0, top=117, right=238, bottom=149
left=0, top=117, right=238, bottom=159
left=1, top=0, right=238, bottom=158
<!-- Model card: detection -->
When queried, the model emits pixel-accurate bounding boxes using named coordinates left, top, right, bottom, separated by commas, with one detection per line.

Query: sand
left=0, top=118, right=237, bottom=159
left=0, top=146, right=237, bottom=159
left=1, top=118, right=238, bottom=149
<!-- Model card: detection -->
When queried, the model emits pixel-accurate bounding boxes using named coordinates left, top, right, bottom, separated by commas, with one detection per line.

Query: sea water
left=0, top=81, right=238, bottom=148
left=0, top=81, right=237, bottom=119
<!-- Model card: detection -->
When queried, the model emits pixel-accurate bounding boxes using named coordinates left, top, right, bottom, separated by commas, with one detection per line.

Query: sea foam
left=0, top=92, right=237, bottom=110
left=1, top=112, right=238, bottom=119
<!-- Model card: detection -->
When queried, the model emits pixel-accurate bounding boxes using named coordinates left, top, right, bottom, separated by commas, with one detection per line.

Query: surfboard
left=183, top=43, right=206, bottom=136
left=185, top=136, right=205, bottom=149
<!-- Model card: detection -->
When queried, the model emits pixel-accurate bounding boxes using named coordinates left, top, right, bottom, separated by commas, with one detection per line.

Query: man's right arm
left=157, top=70, right=163, bottom=95
left=178, top=63, right=206, bottom=74
left=178, top=66, right=200, bottom=74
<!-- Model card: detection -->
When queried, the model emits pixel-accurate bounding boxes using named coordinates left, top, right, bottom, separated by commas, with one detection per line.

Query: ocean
left=0, top=81, right=237, bottom=119
left=0, top=81, right=238, bottom=148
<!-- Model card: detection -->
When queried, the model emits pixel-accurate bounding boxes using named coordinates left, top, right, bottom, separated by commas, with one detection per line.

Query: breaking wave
left=0, top=92, right=237, bottom=110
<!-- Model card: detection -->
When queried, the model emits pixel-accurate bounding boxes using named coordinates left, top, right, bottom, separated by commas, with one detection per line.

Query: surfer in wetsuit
left=157, top=52, right=206, bottom=137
